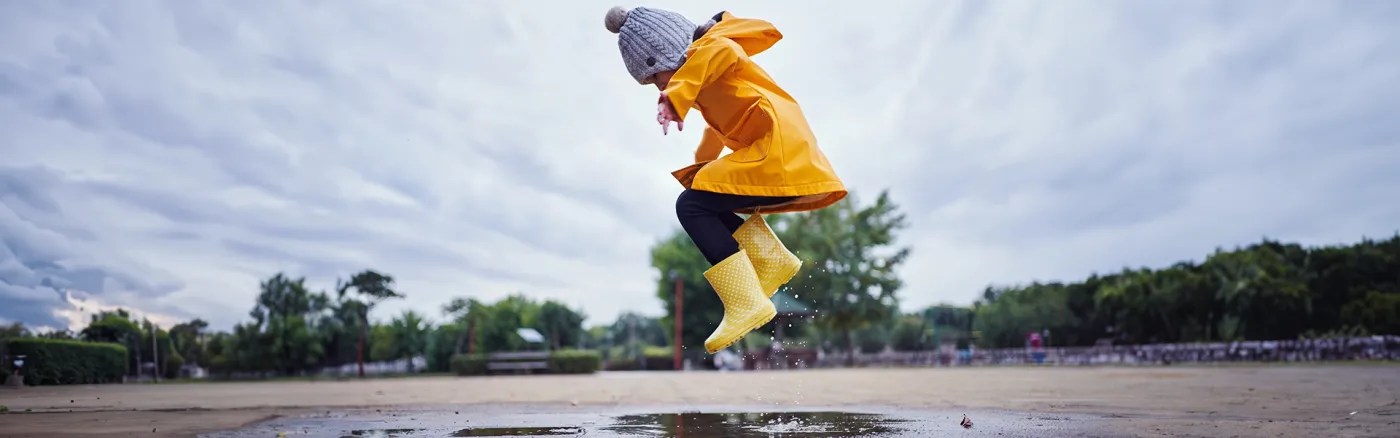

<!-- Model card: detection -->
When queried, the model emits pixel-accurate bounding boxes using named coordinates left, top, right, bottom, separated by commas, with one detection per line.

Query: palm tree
left=336, top=270, right=403, bottom=377
left=390, top=310, right=429, bottom=372
left=443, top=297, right=488, bottom=355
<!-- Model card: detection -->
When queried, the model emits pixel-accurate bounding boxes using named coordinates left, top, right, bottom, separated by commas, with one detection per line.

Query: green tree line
left=3, top=269, right=597, bottom=378
left=6, top=189, right=1397, bottom=379
left=971, top=237, right=1400, bottom=348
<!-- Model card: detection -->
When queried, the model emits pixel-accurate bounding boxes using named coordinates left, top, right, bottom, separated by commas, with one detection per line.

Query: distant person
left=603, top=7, right=846, bottom=354
left=714, top=348, right=743, bottom=372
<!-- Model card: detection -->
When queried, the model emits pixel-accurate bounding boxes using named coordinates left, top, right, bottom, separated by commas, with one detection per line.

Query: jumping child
left=604, top=7, right=847, bottom=354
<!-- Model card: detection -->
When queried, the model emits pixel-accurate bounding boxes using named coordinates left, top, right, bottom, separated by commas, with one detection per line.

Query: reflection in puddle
left=343, top=429, right=428, bottom=437
left=344, top=427, right=584, bottom=437
left=451, top=427, right=584, bottom=436
left=604, top=412, right=905, bottom=437
left=338, top=412, right=901, bottom=437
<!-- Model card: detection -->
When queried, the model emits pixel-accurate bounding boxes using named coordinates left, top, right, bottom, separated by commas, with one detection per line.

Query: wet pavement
left=202, top=405, right=1096, bottom=437
left=9, top=367, right=1391, bottom=436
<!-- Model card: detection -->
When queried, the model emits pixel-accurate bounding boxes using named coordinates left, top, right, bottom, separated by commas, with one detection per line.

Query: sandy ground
left=1, top=365, right=1397, bottom=437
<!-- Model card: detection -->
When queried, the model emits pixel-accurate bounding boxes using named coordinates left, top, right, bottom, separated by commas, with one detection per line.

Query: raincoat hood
left=697, top=11, right=783, bottom=58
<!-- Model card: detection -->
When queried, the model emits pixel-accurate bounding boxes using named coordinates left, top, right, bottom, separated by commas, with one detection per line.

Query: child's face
left=649, top=70, right=676, bottom=91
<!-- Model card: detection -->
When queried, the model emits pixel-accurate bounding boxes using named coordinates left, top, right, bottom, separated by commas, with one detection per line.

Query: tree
left=388, top=310, right=429, bottom=372
left=649, top=190, right=911, bottom=363
left=169, top=319, right=209, bottom=367
left=0, top=322, right=29, bottom=373
left=437, top=295, right=586, bottom=356
left=651, top=230, right=725, bottom=355
left=473, top=294, right=541, bottom=353
left=202, top=331, right=233, bottom=374
left=969, top=233, right=1400, bottom=348
left=369, top=324, right=396, bottom=362
left=322, top=299, right=368, bottom=367
left=336, top=270, right=403, bottom=377
left=0, top=322, right=27, bottom=339
left=777, top=191, right=912, bottom=365
left=249, top=273, right=328, bottom=375
left=136, top=319, right=182, bottom=379
left=424, top=322, right=463, bottom=372
left=37, top=329, right=76, bottom=340
left=889, top=315, right=928, bottom=352
left=537, top=300, right=586, bottom=350
left=442, top=297, right=485, bottom=355
left=81, top=310, right=143, bottom=375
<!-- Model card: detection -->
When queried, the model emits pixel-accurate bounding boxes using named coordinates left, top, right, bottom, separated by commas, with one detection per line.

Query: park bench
left=486, top=351, right=550, bottom=374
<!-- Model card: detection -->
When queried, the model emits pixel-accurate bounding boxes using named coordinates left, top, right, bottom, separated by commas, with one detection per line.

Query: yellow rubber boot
left=703, top=249, right=777, bottom=354
left=733, top=214, right=802, bottom=297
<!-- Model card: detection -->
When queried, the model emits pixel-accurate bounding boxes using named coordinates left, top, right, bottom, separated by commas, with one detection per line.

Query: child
left=605, top=6, right=847, bottom=354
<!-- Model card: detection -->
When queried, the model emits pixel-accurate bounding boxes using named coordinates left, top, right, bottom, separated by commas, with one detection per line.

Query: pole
left=467, top=318, right=476, bottom=355
left=674, top=277, right=683, bottom=371
left=357, top=315, right=367, bottom=378
left=130, top=332, right=138, bottom=382
left=630, top=315, right=641, bottom=370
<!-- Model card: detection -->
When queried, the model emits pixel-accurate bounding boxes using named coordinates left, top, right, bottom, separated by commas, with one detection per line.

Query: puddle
left=206, top=405, right=1087, bottom=438
left=338, top=413, right=901, bottom=437
left=343, top=427, right=583, bottom=437
left=343, top=430, right=425, bottom=437
left=448, top=427, right=584, bottom=436
left=603, top=412, right=906, bottom=436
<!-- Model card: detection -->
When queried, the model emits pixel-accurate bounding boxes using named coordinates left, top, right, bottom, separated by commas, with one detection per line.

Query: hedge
left=7, top=338, right=128, bottom=386
left=450, top=349, right=601, bottom=376
left=547, top=349, right=601, bottom=374
left=449, top=353, right=489, bottom=376
left=604, top=346, right=675, bottom=371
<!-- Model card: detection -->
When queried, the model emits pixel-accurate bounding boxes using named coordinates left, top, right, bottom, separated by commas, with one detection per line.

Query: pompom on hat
left=604, top=6, right=697, bottom=85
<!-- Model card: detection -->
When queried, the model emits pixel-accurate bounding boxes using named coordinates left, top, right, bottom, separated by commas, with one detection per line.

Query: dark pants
left=676, top=189, right=796, bottom=266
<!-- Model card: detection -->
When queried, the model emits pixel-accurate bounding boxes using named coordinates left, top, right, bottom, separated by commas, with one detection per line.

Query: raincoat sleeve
left=694, top=127, right=726, bottom=163
left=662, top=37, right=745, bottom=121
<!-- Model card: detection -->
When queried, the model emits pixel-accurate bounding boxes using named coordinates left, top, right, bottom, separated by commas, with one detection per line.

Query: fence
left=803, top=336, right=1400, bottom=368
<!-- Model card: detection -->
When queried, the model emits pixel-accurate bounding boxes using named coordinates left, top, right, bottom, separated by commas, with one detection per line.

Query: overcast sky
left=2, top=0, right=1397, bottom=332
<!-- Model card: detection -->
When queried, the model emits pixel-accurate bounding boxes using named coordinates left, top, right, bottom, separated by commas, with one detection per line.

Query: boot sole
left=705, top=304, right=778, bottom=354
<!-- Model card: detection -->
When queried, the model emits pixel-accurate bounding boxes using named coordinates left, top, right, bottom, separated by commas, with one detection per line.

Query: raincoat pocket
left=719, top=103, right=771, bottom=163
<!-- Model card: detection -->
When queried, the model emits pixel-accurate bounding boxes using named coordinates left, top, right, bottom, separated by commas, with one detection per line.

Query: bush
left=890, top=316, right=928, bottom=352
left=449, top=353, right=489, bottom=376
left=164, top=352, right=185, bottom=380
left=604, top=347, right=674, bottom=371
left=7, top=338, right=128, bottom=386
left=548, top=349, right=601, bottom=374
left=451, top=350, right=602, bottom=376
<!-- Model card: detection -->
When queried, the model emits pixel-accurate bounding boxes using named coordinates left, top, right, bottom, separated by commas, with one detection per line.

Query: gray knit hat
left=604, top=6, right=697, bottom=85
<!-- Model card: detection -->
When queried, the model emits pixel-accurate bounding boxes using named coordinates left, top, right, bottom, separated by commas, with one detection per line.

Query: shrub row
left=6, top=338, right=128, bottom=386
left=547, top=349, right=602, bottom=374
left=449, top=349, right=601, bottom=376
left=604, top=346, right=676, bottom=371
left=450, top=354, right=489, bottom=375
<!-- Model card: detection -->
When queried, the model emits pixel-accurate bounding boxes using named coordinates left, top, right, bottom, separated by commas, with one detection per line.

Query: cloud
left=1, top=0, right=1397, bottom=331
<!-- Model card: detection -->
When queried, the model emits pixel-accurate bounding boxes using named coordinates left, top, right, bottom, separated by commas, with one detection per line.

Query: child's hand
left=657, top=92, right=683, bottom=135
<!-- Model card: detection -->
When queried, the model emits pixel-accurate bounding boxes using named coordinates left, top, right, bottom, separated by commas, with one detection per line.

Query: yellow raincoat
left=664, top=12, right=846, bottom=214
